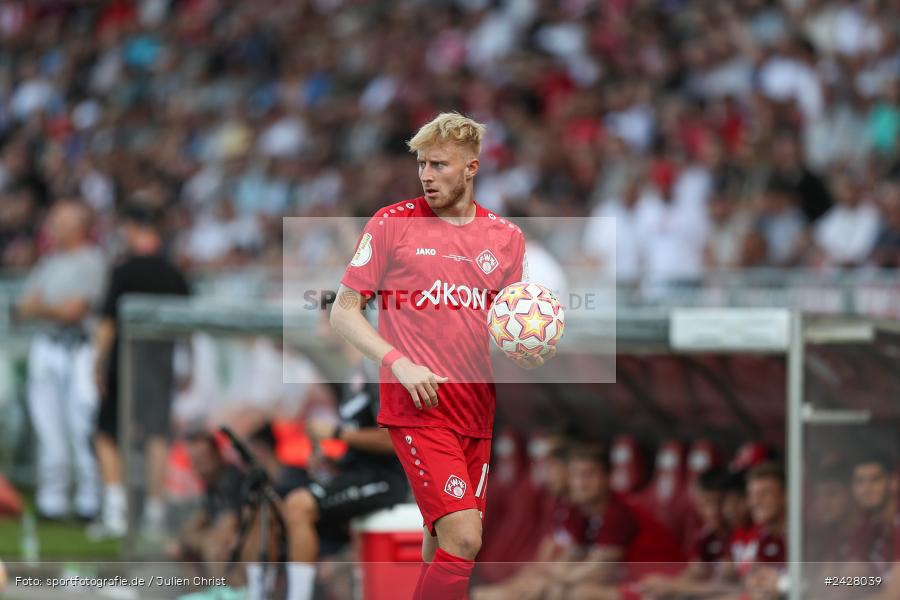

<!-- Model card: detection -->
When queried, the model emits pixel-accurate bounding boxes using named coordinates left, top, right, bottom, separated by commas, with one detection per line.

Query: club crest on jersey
left=350, top=233, right=373, bottom=267
left=444, top=475, right=467, bottom=499
left=476, top=249, right=499, bottom=274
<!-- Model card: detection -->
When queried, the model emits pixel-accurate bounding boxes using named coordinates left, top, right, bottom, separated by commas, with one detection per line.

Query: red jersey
left=729, top=524, right=786, bottom=577
left=340, top=197, right=527, bottom=438
left=549, top=495, right=588, bottom=549
left=566, top=493, right=640, bottom=551
left=689, top=526, right=730, bottom=563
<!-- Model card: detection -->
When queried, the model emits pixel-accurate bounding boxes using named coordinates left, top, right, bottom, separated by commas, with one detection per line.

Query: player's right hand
left=390, top=357, right=448, bottom=410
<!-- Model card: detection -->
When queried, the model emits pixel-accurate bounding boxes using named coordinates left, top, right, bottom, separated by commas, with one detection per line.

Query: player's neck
left=430, top=188, right=476, bottom=225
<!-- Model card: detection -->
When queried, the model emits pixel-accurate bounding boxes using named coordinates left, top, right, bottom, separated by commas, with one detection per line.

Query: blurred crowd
left=1, top=0, right=900, bottom=284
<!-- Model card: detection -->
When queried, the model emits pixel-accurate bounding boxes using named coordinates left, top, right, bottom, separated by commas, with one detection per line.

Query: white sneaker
left=86, top=517, right=127, bottom=541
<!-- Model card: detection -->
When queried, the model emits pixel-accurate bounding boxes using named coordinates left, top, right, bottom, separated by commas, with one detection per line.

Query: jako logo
left=416, top=248, right=436, bottom=256
left=444, top=475, right=467, bottom=499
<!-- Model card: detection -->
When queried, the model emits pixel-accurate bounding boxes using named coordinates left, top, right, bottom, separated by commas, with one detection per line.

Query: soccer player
left=330, top=112, right=554, bottom=600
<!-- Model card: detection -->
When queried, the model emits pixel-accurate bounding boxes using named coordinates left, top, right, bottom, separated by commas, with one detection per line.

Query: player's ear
left=465, top=157, right=479, bottom=180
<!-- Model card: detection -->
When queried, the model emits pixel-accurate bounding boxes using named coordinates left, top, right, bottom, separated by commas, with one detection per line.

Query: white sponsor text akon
left=416, top=279, right=492, bottom=309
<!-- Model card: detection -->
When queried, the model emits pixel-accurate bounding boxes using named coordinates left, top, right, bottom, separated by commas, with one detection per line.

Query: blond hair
left=407, top=112, right=486, bottom=157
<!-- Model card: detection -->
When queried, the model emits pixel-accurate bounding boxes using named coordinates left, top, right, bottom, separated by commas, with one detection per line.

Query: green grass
left=0, top=494, right=120, bottom=561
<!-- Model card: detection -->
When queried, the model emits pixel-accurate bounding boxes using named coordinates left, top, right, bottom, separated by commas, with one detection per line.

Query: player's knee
left=285, top=489, right=318, bottom=522
left=445, top=525, right=482, bottom=560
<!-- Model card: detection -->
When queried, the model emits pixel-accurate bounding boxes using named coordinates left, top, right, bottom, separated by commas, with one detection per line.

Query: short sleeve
left=501, top=229, right=527, bottom=287
left=84, top=252, right=109, bottom=307
left=340, top=213, right=395, bottom=294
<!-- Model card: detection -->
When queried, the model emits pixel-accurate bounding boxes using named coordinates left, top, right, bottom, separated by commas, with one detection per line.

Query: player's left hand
left=509, top=345, right=556, bottom=370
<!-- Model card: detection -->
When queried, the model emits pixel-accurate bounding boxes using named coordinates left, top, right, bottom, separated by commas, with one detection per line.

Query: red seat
left=610, top=435, right=647, bottom=494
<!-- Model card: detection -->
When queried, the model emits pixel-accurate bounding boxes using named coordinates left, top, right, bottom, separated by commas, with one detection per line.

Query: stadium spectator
left=869, top=181, right=900, bottom=268
left=754, top=183, right=808, bottom=267
left=634, top=177, right=709, bottom=288
left=582, top=165, right=644, bottom=283
left=813, top=172, right=881, bottom=268
left=16, top=198, right=106, bottom=521
left=90, top=202, right=190, bottom=540
left=0, top=0, right=897, bottom=284
left=637, top=467, right=733, bottom=598
left=704, top=181, right=754, bottom=269
left=166, top=431, right=242, bottom=586
left=766, top=131, right=833, bottom=224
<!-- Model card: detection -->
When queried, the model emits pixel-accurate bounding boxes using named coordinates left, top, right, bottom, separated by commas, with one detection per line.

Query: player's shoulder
left=476, top=204, right=525, bottom=242
left=371, top=196, right=427, bottom=219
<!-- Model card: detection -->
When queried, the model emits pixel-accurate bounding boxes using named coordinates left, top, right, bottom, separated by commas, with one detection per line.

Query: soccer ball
left=487, top=281, right=564, bottom=359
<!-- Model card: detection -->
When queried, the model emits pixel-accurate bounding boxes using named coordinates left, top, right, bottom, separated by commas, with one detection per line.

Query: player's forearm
left=329, top=288, right=394, bottom=364
left=93, top=318, right=116, bottom=366
left=43, top=298, right=91, bottom=325
left=339, top=427, right=395, bottom=454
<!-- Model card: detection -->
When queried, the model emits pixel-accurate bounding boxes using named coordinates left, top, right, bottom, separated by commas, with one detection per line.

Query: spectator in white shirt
left=814, top=173, right=881, bottom=268
left=635, top=182, right=709, bottom=286
left=582, top=168, right=644, bottom=284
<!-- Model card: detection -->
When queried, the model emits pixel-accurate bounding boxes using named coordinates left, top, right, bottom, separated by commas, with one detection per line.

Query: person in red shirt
left=531, top=444, right=639, bottom=600
left=330, top=112, right=555, bottom=600
left=472, top=442, right=585, bottom=600
left=638, top=467, right=733, bottom=598
left=705, top=463, right=787, bottom=600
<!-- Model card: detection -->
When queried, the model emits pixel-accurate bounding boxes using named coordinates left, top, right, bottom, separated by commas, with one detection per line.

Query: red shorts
left=388, top=426, right=491, bottom=535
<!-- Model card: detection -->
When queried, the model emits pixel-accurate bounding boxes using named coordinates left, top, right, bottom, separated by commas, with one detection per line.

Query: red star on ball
left=495, top=285, right=528, bottom=312
left=489, top=312, right=516, bottom=346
